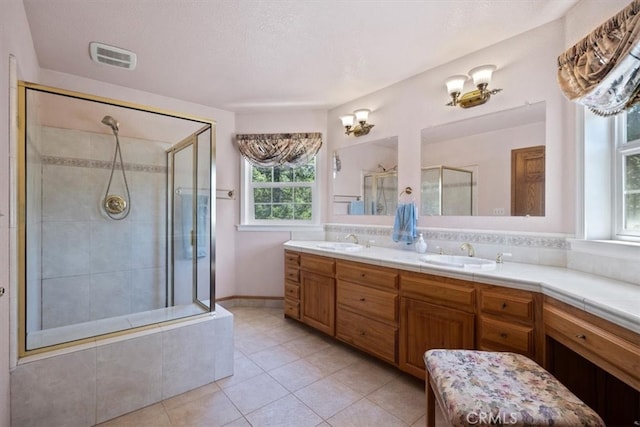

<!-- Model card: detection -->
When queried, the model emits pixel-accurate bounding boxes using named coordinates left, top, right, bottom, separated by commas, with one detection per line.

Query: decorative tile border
left=324, top=223, right=570, bottom=250
left=42, top=155, right=167, bottom=174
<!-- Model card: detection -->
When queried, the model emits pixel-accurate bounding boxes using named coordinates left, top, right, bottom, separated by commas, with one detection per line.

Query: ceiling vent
left=89, top=42, right=137, bottom=70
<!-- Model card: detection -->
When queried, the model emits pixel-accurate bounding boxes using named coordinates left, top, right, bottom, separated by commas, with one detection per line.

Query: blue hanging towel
left=392, top=202, right=417, bottom=244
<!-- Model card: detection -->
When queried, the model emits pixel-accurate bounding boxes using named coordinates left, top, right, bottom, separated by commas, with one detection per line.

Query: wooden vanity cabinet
left=477, top=285, right=543, bottom=363
left=399, top=272, right=476, bottom=379
left=283, top=251, right=301, bottom=320
left=300, top=253, right=336, bottom=336
left=335, top=260, right=398, bottom=364
left=544, top=297, right=640, bottom=425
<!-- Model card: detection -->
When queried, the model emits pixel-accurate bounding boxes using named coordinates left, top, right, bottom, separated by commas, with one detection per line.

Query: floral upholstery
left=424, top=349, right=605, bottom=427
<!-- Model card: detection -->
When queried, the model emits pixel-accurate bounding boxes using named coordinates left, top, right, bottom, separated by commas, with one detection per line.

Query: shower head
left=101, top=115, right=119, bottom=134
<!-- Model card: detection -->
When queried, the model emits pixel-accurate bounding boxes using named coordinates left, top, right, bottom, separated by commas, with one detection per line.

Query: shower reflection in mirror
left=18, top=82, right=215, bottom=353
left=332, top=136, right=399, bottom=216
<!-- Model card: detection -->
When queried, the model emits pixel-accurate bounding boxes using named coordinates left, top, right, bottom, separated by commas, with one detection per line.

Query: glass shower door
left=168, top=127, right=212, bottom=310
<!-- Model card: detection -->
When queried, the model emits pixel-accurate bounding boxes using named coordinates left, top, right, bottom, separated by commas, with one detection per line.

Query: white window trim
left=614, top=112, right=640, bottom=240
left=238, top=158, right=322, bottom=231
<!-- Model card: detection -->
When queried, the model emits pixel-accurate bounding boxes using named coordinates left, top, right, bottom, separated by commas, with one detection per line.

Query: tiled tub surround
left=30, top=126, right=171, bottom=331
left=11, top=305, right=234, bottom=427
left=284, top=241, right=640, bottom=334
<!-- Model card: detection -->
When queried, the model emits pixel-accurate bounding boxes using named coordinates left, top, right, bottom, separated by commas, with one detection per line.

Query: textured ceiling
left=23, top=0, right=580, bottom=112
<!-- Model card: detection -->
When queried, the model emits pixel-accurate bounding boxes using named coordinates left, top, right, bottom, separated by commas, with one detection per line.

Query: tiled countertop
left=284, top=240, right=640, bottom=334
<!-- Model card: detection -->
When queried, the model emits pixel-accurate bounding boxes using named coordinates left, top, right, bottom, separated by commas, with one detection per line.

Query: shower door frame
left=167, top=127, right=214, bottom=311
left=16, top=81, right=217, bottom=356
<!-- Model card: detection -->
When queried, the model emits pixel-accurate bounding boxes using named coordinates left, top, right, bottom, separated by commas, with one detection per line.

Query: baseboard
left=216, top=296, right=284, bottom=309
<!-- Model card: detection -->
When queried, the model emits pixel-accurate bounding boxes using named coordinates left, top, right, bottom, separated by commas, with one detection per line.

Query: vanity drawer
left=284, top=299, right=300, bottom=319
left=285, top=267, right=300, bottom=283
left=300, top=253, right=335, bottom=276
left=336, top=260, right=398, bottom=290
left=337, top=280, right=397, bottom=323
left=285, top=251, right=300, bottom=267
left=480, top=288, right=534, bottom=322
left=336, top=308, right=397, bottom=364
left=285, top=281, right=300, bottom=300
left=400, top=272, right=475, bottom=312
left=544, top=303, right=640, bottom=391
left=479, top=316, right=534, bottom=355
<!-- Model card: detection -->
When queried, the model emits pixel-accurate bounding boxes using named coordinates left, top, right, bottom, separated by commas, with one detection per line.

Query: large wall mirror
left=18, top=82, right=216, bottom=353
left=332, top=136, right=398, bottom=215
left=420, top=101, right=546, bottom=217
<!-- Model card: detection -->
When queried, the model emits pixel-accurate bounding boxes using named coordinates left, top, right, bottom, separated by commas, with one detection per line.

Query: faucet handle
left=496, top=252, right=512, bottom=263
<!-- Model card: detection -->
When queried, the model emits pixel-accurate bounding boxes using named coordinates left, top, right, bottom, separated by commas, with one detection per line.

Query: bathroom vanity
left=283, top=241, right=640, bottom=424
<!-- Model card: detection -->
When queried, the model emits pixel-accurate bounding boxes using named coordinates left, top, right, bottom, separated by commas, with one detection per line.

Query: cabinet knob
left=501, top=302, right=507, bottom=309
left=360, top=331, right=366, bottom=336
left=575, top=334, right=586, bottom=340
left=359, top=297, right=365, bottom=302
left=500, top=332, right=508, bottom=339
left=360, top=273, right=366, bottom=278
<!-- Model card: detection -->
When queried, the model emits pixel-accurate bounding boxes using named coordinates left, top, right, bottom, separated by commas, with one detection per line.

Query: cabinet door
left=301, top=271, right=335, bottom=336
left=399, top=297, right=475, bottom=379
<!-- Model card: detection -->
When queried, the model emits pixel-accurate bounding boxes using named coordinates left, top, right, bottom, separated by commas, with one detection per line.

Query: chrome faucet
left=460, top=242, right=475, bottom=257
left=345, top=233, right=359, bottom=244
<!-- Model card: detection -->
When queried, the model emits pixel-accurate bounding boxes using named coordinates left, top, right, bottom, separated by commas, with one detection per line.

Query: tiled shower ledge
left=26, top=302, right=210, bottom=352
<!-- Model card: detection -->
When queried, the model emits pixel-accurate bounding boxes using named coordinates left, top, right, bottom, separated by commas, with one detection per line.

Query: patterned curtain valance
left=557, top=0, right=640, bottom=116
left=236, top=132, right=322, bottom=167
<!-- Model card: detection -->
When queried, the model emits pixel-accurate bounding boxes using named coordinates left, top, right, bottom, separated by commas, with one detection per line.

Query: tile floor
left=98, top=306, right=446, bottom=426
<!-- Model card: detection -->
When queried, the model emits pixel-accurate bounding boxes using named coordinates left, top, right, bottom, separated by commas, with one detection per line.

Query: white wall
left=234, top=110, right=327, bottom=298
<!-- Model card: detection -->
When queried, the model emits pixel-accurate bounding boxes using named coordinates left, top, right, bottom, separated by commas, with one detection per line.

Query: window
left=615, top=104, right=640, bottom=238
left=241, top=159, right=318, bottom=226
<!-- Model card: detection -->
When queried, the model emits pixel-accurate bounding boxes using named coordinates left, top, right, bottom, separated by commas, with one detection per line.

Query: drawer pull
left=359, top=297, right=366, bottom=302
left=360, top=331, right=366, bottom=336
left=360, top=273, right=366, bottom=278
left=575, top=334, right=587, bottom=340
left=501, top=302, right=507, bottom=309
left=500, top=332, right=508, bottom=339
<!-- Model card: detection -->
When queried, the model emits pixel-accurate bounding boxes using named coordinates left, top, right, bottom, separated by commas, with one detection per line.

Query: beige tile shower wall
left=37, top=126, right=170, bottom=329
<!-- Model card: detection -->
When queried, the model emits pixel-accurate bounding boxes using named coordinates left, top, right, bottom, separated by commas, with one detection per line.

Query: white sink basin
left=317, top=242, right=364, bottom=252
left=420, top=254, right=496, bottom=270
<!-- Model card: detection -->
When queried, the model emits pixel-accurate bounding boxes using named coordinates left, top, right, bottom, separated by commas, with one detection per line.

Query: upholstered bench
left=423, top=349, right=604, bottom=427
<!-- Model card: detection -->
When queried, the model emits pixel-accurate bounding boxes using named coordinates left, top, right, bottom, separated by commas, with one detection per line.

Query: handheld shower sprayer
left=100, top=115, right=130, bottom=219
left=101, top=115, right=119, bottom=134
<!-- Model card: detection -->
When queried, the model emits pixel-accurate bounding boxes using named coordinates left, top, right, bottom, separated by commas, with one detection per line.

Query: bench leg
left=426, top=370, right=435, bottom=427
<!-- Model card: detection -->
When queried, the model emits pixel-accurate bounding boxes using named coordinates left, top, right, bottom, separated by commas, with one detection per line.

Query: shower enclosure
left=421, top=166, right=474, bottom=216
left=18, top=82, right=216, bottom=354
left=363, top=170, right=398, bottom=215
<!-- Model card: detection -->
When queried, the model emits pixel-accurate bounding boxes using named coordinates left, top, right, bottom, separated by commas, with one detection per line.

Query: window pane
left=294, top=164, right=316, bottom=182
left=253, top=188, right=272, bottom=203
left=254, top=204, right=271, bottom=219
left=624, top=194, right=640, bottom=230
left=252, top=167, right=272, bottom=183
left=273, top=188, right=293, bottom=203
left=271, top=204, right=293, bottom=219
left=625, top=153, right=640, bottom=190
left=273, top=167, right=294, bottom=183
left=627, top=104, right=640, bottom=143
left=294, top=203, right=312, bottom=220
left=294, top=187, right=312, bottom=203
left=624, top=153, right=640, bottom=231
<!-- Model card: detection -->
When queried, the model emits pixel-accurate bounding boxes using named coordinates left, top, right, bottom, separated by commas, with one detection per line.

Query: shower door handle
left=190, top=229, right=196, bottom=248
left=0, top=287, right=4, bottom=297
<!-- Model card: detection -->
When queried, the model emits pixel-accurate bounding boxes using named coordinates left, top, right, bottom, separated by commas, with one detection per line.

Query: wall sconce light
left=339, top=108, right=374, bottom=136
left=445, top=64, right=502, bottom=108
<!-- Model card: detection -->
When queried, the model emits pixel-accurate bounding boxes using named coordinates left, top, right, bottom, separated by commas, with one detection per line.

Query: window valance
left=557, top=0, right=640, bottom=116
left=236, top=133, right=322, bottom=167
